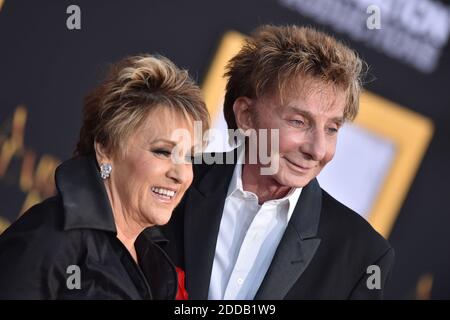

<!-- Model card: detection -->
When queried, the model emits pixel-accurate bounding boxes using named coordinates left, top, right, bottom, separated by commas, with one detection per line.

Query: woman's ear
left=94, top=141, right=112, bottom=166
left=232, top=97, right=255, bottom=133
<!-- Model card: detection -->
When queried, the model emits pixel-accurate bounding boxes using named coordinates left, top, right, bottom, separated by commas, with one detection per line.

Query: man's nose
left=301, top=128, right=327, bottom=161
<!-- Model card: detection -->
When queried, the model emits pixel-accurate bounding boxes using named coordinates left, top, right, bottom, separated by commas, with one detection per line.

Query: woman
left=0, top=55, right=210, bottom=299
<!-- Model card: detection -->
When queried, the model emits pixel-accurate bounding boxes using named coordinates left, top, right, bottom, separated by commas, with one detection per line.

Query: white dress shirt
left=208, top=153, right=302, bottom=300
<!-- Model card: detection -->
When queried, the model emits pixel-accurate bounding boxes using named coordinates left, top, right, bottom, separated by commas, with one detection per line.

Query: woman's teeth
left=151, top=187, right=176, bottom=199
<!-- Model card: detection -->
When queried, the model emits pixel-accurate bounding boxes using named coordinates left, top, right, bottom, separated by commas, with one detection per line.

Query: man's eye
left=289, top=119, right=305, bottom=127
left=153, top=149, right=172, bottom=157
left=327, top=127, right=339, bottom=135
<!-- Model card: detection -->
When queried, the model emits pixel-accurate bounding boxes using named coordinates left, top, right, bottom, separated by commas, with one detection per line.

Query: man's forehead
left=286, top=76, right=345, bottom=100
left=271, top=82, right=347, bottom=116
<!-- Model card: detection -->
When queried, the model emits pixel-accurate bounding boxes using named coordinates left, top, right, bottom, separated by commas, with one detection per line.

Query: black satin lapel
left=255, top=228, right=321, bottom=299
left=184, top=160, right=236, bottom=300
left=255, top=178, right=323, bottom=300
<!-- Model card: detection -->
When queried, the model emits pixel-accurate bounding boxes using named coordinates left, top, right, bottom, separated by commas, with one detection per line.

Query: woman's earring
left=100, top=163, right=112, bottom=179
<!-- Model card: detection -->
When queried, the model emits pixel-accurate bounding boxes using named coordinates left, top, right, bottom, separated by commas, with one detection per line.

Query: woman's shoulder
left=0, top=196, right=85, bottom=298
left=0, top=195, right=89, bottom=257
left=0, top=196, right=84, bottom=261
left=1, top=196, right=66, bottom=237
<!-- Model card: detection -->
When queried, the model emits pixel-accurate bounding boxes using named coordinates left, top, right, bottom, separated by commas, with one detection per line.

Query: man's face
left=250, top=79, right=347, bottom=188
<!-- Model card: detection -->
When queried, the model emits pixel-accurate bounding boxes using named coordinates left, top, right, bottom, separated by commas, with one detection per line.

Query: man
left=162, top=25, right=394, bottom=299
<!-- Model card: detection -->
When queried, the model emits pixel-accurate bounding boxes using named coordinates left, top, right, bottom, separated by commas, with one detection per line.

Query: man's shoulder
left=318, top=189, right=392, bottom=256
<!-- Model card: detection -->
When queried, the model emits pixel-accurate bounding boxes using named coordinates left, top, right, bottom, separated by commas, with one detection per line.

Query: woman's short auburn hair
left=224, top=25, right=366, bottom=130
left=75, top=54, right=210, bottom=157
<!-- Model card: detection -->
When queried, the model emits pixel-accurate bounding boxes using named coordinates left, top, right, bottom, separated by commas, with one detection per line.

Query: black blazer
left=162, top=151, right=395, bottom=299
left=0, top=156, right=178, bottom=299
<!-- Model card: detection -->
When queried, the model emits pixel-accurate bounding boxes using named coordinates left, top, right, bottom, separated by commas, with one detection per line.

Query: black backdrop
left=0, top=0, right=449, bottom=299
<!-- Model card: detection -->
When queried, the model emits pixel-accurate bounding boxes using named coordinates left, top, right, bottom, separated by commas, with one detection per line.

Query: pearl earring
left=100, top=163, right=112, bottom=179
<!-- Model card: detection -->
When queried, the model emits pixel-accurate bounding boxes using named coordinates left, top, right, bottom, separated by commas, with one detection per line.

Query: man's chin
left=274, top=172, right=315, bottom=189
left=273, top=164, right=318, bottom=187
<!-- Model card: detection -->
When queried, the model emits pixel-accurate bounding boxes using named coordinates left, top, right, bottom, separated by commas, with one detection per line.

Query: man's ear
left=94, top=141, right=112, bottom=166
left=233, top=97, right=255, bottom=132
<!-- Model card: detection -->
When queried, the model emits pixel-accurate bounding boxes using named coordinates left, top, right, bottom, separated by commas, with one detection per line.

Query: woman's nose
left=166, top=162, right=193, bottom=185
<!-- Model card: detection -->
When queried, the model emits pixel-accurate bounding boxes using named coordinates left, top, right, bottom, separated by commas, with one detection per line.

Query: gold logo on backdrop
left=0, top=105, right=60, bottom=232
left=202, top=32, right=434, bottom=238
left=0, top=217, right=8, bottom=234
left=416, top=273, right=434, bottom=300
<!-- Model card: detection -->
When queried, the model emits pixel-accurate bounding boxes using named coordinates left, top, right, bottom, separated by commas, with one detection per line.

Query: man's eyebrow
left=285, top=106, right=344, bottom=124
left=331, top=117, right=345, bottom=126
left=285, top=106, right=312, bottom=118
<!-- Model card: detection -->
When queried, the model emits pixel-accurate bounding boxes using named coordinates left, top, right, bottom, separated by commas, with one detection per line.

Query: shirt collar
left=286, top=187, right=302, bottom=221
left=226, top=148, right=302, bottom=222
left=55, top=155, right=117, bottom=233
left=226, top=149, right=245, bottom=198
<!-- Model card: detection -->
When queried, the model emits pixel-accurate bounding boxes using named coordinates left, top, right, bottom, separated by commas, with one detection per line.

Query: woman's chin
left=145, top=210, right=173, bottom=226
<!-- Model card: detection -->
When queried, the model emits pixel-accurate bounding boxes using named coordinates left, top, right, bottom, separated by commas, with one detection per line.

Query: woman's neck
left=115, top=226, right=139, bottom=263
left=103, top=180, right=148, bottom=263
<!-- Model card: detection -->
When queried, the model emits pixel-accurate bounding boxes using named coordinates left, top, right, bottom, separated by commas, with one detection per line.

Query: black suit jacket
left=162, top=151, right=395, bottom=299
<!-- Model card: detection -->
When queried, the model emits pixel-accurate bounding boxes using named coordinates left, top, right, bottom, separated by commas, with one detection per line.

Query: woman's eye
left=153, top=149, right=172, bottom=157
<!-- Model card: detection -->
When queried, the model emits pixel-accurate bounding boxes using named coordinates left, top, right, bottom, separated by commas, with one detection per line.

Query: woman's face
left=102, top=107, right=197, bottom=227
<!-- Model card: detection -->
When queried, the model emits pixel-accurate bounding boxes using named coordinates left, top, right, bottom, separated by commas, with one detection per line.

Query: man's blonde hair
left=75, top=54, right=210, bottom=157
left=224, top=25, right=365, bottom=130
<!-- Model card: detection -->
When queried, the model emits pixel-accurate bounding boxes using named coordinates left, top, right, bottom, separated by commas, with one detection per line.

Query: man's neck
left=241, top=162, right=291, bottom=205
